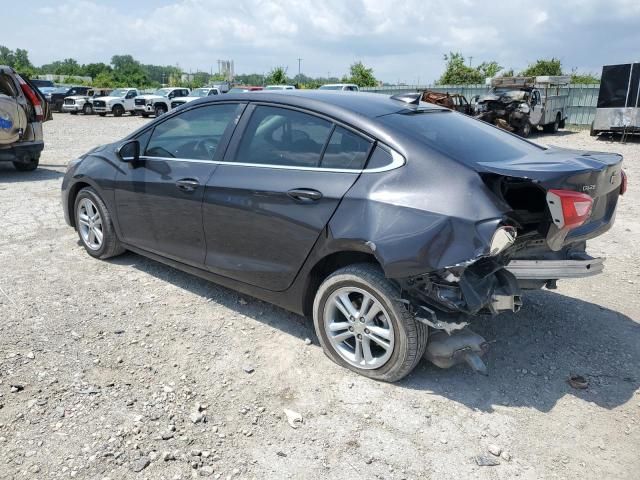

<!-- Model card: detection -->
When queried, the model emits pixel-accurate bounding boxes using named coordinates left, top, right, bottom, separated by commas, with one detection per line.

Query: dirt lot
left=0, top=113, right=639, bottom=480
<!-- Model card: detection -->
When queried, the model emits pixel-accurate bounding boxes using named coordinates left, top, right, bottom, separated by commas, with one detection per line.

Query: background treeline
left=1, top=45, right=599, bottom=89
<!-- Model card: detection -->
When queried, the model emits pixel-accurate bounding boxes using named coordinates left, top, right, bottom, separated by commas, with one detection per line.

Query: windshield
left=228, top=88, right=248, bottom=93
left=110, top=88, right=130, bottom=97
left=318, top=85, right=342, bottom=90
left=189, top=88, right=210, bottom=97
left=153, top=88, right=172, bottom=97
left=380, top=111, right=543, bottom=165
left=265, top=86, right=285, bottom=90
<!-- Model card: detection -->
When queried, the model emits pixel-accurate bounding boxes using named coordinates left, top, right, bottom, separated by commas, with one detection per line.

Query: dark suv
left=61, top=91, right=624, bottom=381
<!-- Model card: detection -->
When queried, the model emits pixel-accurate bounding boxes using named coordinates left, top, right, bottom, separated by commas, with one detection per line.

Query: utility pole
left=297, top=58, right=302, bottom=79
left=468, top=56, right=473, bottom=67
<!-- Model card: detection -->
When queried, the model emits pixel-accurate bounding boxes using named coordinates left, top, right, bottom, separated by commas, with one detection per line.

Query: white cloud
left=6, top=0, right=640, bottom=82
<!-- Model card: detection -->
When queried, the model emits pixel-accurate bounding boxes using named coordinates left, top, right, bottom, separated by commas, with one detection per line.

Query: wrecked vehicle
left=1, top=65, right=51, bottom=171
left=420, top=90, right=472, bottom=115
left=475, top=76, right=569, bottom=137
left=60, top=91, right=625, bottom=381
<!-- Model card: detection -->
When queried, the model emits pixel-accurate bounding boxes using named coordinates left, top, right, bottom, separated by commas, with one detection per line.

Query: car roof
left=191, top=90, right=443, bottom=119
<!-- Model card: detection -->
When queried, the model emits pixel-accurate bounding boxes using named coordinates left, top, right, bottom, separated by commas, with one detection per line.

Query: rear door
left=202, top=104, right=373, bottom=291
left=113, top=102, right=244, bottom=266
left=22, top=76, right=52, bottom=121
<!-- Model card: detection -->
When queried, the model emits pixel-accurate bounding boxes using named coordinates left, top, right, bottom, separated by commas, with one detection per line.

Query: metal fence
left=362, top=84, right=601, bottom=126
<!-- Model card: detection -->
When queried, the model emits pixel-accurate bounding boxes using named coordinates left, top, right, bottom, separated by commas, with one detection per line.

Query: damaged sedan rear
left=60, top=91, right=626, bottom=382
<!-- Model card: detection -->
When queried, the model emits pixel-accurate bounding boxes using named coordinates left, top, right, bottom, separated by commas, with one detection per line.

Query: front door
left=113, top=102, right=243, bottom=266
left=203, top=105, right=373, bottom=290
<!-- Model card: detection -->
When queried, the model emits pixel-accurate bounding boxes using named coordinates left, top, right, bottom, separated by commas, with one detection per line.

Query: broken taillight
left=547, top=189, right=594, bottom=230
left=620, top=170, right=627, bottom=195
left=16, top=75, right=43, bottom=121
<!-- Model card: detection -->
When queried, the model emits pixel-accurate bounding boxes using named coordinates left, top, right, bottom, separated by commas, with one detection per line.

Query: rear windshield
left=381, top=111, right=543, bottom=164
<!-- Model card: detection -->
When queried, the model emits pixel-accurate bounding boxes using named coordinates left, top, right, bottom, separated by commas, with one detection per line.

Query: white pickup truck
left=170, top=87, right=222, bottom=109
left=475, top=76, right=570, bottom=137
left=134, top=87, right=190, bottom=117
left=92, top=88, right=140, bottom=117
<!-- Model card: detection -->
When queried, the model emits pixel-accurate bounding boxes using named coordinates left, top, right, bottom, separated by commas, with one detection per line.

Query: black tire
left=83, top=103, right=93, bottom=115
left=74, top=187, right=125, bottom=259
left=142, top=113, right=150, bottom=118
left=99, top=113, right=106, bottom=117
left=518, top=120, right=532, bottom=138
left=543, top=114, right=560, bottom=133
left=70, top=111, right=78, bottom=115
left=154, top=104, right=167, bottom=117
left=13, top=157, right=39, bottom=171
left=313, top=263, right=429, bottom=382
left=112, top=104, right=125, bottom=117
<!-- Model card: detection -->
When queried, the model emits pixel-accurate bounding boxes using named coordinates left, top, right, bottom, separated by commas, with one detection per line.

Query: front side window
left=234, top=106, right=332, bottom=167
left=321, top=126, right=371, bottom=169
left=145, top=104, right=240, bottom=160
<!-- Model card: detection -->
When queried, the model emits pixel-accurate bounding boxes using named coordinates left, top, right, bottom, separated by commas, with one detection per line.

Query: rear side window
left=380, top=111, right=543, bottom=165
left=234, top=106, right=332, bottom=167
left=145, top=103, right=239, bottom=160
left=321, top=126, right=371, bottom=169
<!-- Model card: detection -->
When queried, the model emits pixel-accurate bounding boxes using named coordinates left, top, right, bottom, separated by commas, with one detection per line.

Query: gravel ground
left=0, top=113, right=639, bottom=480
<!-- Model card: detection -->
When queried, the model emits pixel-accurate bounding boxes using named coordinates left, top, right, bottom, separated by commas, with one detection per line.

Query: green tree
left=569, top=69, right=599, bottom=84
left=477, top=61, right=502, bottom=79
left=437, top=52, right=484, bottom=85
left=347, top=61, right=377, bottom=87
left=265, top=66, right=288, bottom=85
left=520, top=58, right=563, bottom=77
left=93, top=71, right=116, bottom=88
left=110, top=55, right=149, bottom=87
left=83, top=62, right=111, bottom=79
left=0, top=45, right=36, bottom=76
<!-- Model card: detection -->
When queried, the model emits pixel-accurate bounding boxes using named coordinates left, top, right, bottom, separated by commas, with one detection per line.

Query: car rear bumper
left=0, top=140, right=44, bottom=162
left=506, top=257, right=604, bottom=280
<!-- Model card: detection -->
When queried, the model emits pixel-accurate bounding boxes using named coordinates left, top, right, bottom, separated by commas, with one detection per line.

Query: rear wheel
left=112, top=104, right=125, bottom=117
left=13, top=157, right=39, bottom=171
left=313, top=264, right=428, bottom=382
left=74, top=187, right=125, bottom=259
left=544, top=114, right=560, bottom=133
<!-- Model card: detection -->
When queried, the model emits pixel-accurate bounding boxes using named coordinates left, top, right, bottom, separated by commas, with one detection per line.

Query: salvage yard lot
left=1, top=113, right=639, bottom=479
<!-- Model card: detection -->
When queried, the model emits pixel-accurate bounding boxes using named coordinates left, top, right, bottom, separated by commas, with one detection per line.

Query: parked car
left=0, top=65, right=51, bottom=171
left=48, top=86, right=92, bottom=113
left=30, top=79, right=55, bottom=89
left=61, top=91, right=625, bottom=381
left=62, top=88, right=112, bottom=115
left=170, top=87, right=221, bottom=109
left=228, top=86, right=264, bottom=93
left=92, top=88, right=139, bottom=117
left=265, top=85, right=296, bottom=90
left=475, top=76, right=569, bottom=137
left=318, top=83, right=359, bottom=91
left=134, top=87, right=190, bottom=117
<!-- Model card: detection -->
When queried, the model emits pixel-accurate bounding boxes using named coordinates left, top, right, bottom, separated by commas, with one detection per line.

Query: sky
left=4, top=0, right=640, bottom=83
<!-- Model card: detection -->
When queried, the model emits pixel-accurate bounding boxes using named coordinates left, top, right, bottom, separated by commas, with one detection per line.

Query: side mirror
left=117, top=139, right=140, bottom=162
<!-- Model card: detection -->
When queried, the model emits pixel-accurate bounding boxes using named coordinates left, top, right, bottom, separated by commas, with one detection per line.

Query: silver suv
left=0, top=66, right=51, bottom=171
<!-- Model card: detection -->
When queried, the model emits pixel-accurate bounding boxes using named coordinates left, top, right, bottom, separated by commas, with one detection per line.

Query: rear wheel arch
left=302, top=250, right=381, bottom=318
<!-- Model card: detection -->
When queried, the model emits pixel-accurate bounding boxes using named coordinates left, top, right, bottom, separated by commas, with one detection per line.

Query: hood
left=136, top=94, right=165, bottom=100
left=172, top=96, right=197, bottom=102
left=65, top=95, right=89, bottom=100
left=94, top=96, right=125, bottom=103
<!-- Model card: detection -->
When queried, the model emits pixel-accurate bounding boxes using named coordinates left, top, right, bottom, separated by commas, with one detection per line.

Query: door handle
left=287, top=188, right=323, bottom=202
left=176, top=178, right=200, bottom=192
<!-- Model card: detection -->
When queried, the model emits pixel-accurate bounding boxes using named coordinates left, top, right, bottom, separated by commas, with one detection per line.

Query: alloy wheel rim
left=323, top=287, right=394, bottom=370
left=78, top=198, right=103, bottom=250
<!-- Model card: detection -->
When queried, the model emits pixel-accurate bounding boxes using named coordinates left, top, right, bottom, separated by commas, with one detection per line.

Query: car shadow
left=400, top=289, right=639, bottom=412
left=0, top=164, right=65, bottom=183
left=595, top=133, right=640, bottom=144
left=530, top=129, right=578, bottom=138
left=107, top=251, right=313, bottom=341
left=107, top=251, right=639, bottom=413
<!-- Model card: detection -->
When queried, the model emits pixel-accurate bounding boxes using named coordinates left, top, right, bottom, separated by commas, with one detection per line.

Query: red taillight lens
left=547, top=189, right=594, bottom=230
left=620, top=170, right=627, bottom=196
left=16, top=75, right=43, bottom=121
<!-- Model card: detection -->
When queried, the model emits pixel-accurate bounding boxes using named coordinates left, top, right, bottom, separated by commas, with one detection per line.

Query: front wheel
left=74, top=187, right=125, bottom=259
left=313, top=264, right=429, bottom=382
left=518, top=120, right=532, bottom=138
left=112, top=104, right=125, bottom=117
left=83, top=103, right=93, bottom=115
left=154, top=104, right=167, bottom=117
